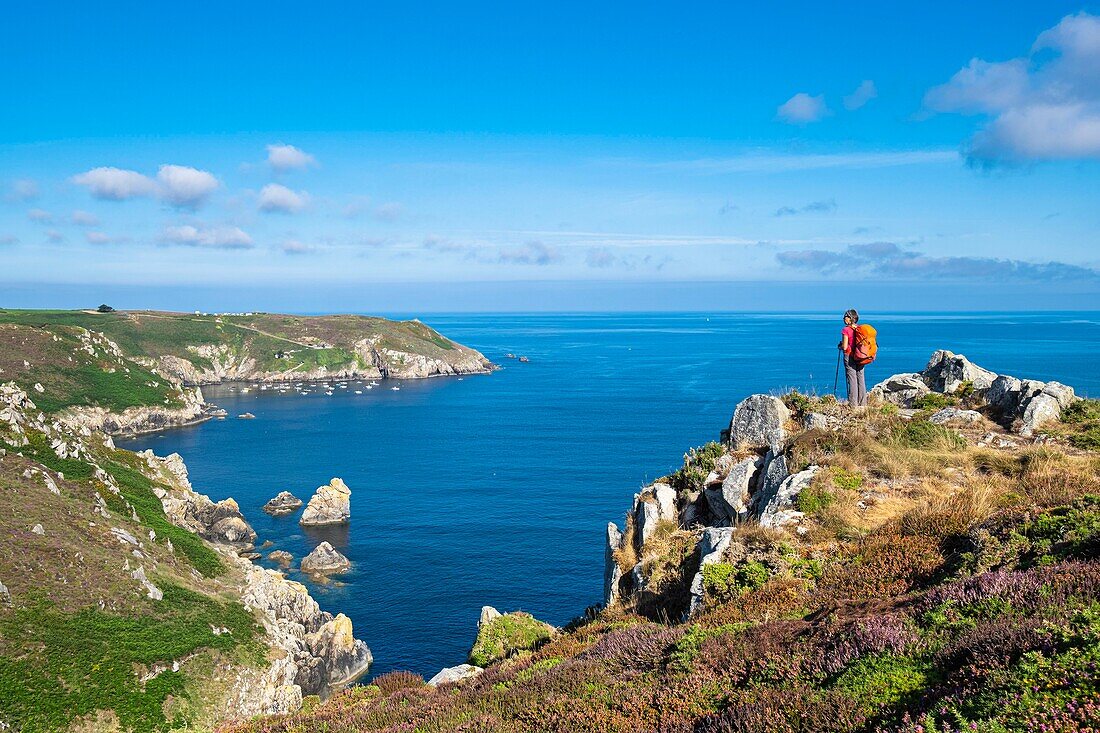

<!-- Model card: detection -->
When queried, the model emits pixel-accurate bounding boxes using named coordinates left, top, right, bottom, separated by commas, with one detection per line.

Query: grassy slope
left=0, top=309, right=469, bottom=379
left=0, top=408, right=265, bottom=732
left=226, top=399, right=1100, bottom=733
left=0, top=323, right=185, bottom=413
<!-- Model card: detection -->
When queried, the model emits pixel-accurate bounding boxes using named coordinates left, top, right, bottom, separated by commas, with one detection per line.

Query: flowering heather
left=578, top=623, right=683, bottom=672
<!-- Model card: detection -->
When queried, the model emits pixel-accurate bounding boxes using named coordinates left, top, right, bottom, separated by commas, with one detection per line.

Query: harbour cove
left=118, top=311, right=1100, bottom=679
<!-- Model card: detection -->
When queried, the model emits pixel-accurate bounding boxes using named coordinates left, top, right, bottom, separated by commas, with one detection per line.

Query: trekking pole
left=832, top=349, right=841, bottom=397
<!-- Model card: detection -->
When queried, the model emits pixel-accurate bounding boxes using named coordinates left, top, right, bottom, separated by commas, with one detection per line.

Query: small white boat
left=354, top=390, right=363, bottom=394
left=240, top=387, right=251, bottom=393
left=391, top=386, right=401, bottom=391
left=325, top=390, right=334, bottom=396
left=369, top=381, right=380, bottom=386
left=366, top=385, right=374, bottom=390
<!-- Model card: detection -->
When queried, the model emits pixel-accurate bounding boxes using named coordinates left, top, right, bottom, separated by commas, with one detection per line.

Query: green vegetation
left=671, top=442, right=725, bottom=492
left=468, top=613, right=554, bottom=667
left=887, top=418, right=966, bottom=450
left=0, top=584, right=258, bottom=733
left=912, top=392, right=956, bottom=410
left=832, top=654, right=931, bottom=714
left=103, top=458, right=226, bottom=578
left=795, top=483, right=837, bottom=514
left=1058, top=398, right=1100, bottom=450
left=700, top=560, right=770, bottom=603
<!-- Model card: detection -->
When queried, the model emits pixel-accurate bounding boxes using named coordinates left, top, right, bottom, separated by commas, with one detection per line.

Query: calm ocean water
left=120, top=312, right=1100, bottom=678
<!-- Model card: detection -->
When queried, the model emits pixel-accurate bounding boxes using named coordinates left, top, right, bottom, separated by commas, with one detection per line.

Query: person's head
left=843, top=309, right=859, bottom=326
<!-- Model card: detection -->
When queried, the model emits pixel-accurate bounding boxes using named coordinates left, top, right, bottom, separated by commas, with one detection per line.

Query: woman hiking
left=838, top=308, right=872, bottom=408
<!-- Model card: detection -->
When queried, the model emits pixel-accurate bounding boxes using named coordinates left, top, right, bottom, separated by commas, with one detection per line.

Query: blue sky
left=2, top=1, right=1099, bottom=310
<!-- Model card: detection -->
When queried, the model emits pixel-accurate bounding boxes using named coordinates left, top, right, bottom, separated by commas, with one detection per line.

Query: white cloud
left=267, top=144, right=317, bottom=172
left=71, top=210, right=100, bottom=226
left=843, top=80, right=878, bottom=110
left=257, top=183, right=309, bottom=213
left=7, top=179, right=39, bottom=202
left=776, top=93, right=830, bottom=124
left=45, top=229, right=65, bottom=243
left=27, top=208, right=53, bottom=223
left=156, top=165, right=219, bottom=208
left=924, top=12, right=1100, bottom=163
left=0, top=234, right=19, bottom=245
left=162, top=224, right=254, bottom=249
left=281, top=239, right=316, bottom=254
left=71, top=167, right=157, bottom=200
left=85, top=231, right=128, bottom=245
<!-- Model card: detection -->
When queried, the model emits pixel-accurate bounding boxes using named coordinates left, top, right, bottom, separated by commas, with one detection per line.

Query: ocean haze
left=119, top=312, right=1100, bottom=678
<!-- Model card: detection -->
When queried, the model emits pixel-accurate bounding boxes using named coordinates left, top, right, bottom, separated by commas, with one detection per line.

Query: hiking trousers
left=845, top=355, right=867, bottom=407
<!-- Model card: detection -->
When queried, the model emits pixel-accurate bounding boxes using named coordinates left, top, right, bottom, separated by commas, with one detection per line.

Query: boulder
left=921, top=350, right=997, bottom=394
left=703, top=455, right=763, bottom=523
left=479, top=605, right=502, bottom=628
left=604, top=523, right=624, bottom=606
left=726, top=395, right=790, bottom=451
left=263, top=491, right=304, bottom=517
left=300, top=478, right=351, bottom=526
left=653, top=483, right=677, bottom=523
left=929, top=408, right=984, bottom=426
left=1042, top=382, right=1076, bottom=409
left=268, top=550, right=294, bottom=566
left=802, top=412, right=836, bottom=431
left=300, top=542, right=351, bottom=575
left=0, top=579, right=11, bottom=605
left=751, top=451, right=789, bottom=514
left=428, top=664, right=483, bottom=687
left=985, top=375, right=1024, bottom=414
left=869, top=373, right=930, bottom=407
left=759, top=466, right=819, bottom=529
left=1020, top=393, right=1062, bottom=437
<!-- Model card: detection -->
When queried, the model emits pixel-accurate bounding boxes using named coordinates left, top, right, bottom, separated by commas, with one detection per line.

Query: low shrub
left=469, top=612, right=554, bottom=667
left=887, top=419, right=966, bottom=450
left=701, top=561, right=770, bottom=604
left=912, top=393, right=956, bottom=411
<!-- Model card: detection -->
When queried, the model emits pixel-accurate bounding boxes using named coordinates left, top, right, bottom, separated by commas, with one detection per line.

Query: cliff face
left=0, top=382, right=371, bottom=732
left=0, top=310, right=494, bottom=434
left=219, top=351, right=1099, bottom=733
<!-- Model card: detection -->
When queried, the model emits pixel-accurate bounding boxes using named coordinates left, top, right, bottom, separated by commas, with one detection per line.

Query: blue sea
left=120, top=312, right=1100, bottom=678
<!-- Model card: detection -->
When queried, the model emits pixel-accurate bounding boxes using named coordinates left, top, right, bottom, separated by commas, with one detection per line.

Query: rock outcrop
left=868, top=373, right=930, bottom=407
left=725, top=395, right=790, bottom=451
left=58, top=386, right=216, bottom=436
left=300, top=542, right=351, bottom=575
left=427, top=664, right=484, bottom=687
left=263, top=491, right=304, bottom=516
left=921, top=350, right=998, bottom=394
left=300, top=479, right=351, bottom=526
left=157, top=476, right=257, bottom=552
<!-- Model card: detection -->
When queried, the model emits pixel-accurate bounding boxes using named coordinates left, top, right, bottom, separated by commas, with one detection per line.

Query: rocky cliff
left=0, top=381, right=371, bottom=731
left=0, top=309, right=493, bottom=436
left=217, top=350, right=1099, bottom=733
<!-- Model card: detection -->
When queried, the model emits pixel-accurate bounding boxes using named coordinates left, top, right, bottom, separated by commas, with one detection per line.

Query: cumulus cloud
left=44, top=229, right=65, bottom=244
left=281, top=239, right=317, bottom=255
left=71, top=210, right=100, bottom=226
left=0, top=234, right=19, bottom=245
left=257, top=183, right=309, bottom=213
left=774, top=198, right=837, bottom=216
left=266, top=144, right=317, bottom=172
left=422, top=235, right=468, bottom=254
left=161, top=224, right=254, bottom=249
left=27, top=208, right=53, bottom=223
left=71, top=167, right=157, bottom=200
left=776, top=93, right=830, bottom=124
left=776, top=241, right=1100, bottom=281
left=6, top=179, right=39, bottom=202
left=497, top=240, right=561, bottom=265
left=843, top=80, right=878, bottom=110
left=156, top=165, right=219, bottom=208
left=924, top=12, right=1100, bottom=164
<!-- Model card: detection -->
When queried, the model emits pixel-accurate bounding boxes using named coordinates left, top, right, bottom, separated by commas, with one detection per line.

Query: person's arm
left=839, top=331, right=849, bottom=352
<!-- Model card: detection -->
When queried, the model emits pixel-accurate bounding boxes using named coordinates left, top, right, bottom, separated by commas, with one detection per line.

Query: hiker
left=838, top=309, right=876, bottom=408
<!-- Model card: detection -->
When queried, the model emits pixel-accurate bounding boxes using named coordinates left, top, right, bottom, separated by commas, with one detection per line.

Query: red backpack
left=851, top=323, right=878, bottom=365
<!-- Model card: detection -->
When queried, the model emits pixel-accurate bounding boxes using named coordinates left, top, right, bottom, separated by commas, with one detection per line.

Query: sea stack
left=300, top=478, right=352, bottom=526
left=300, top=541, right=351, bottom=575
left=263, top=491, right=304, bottom=516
